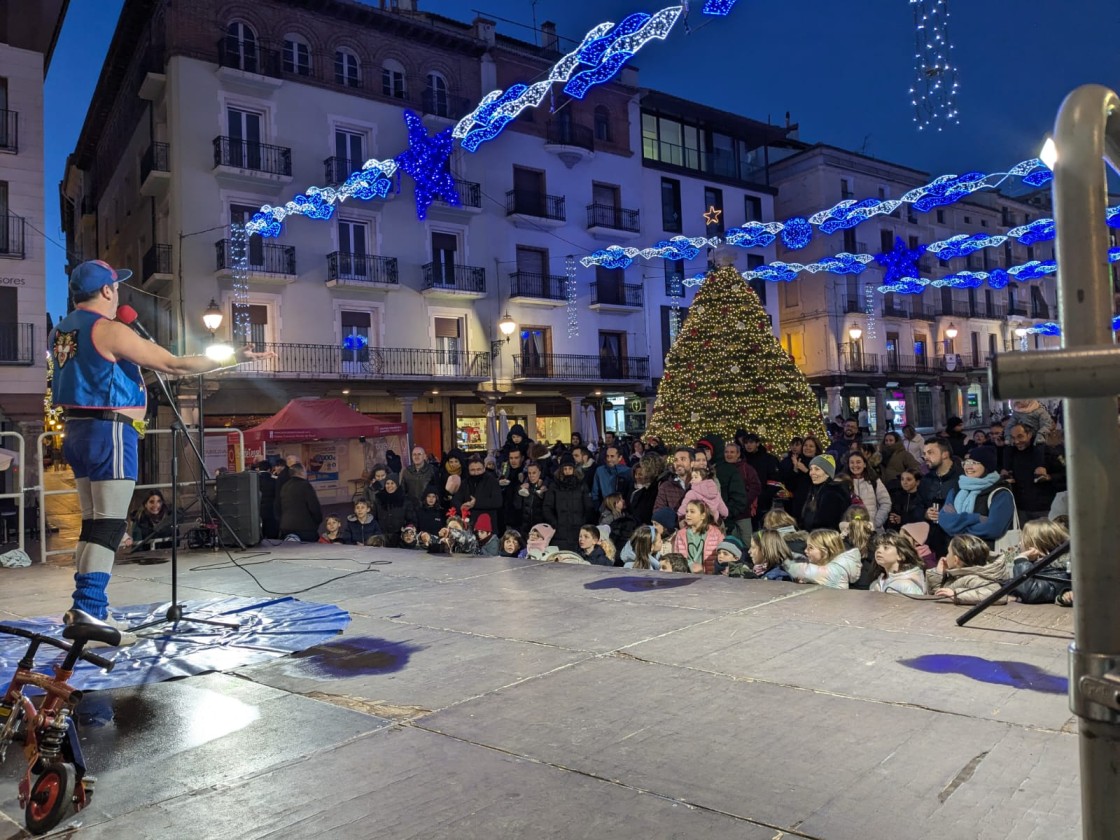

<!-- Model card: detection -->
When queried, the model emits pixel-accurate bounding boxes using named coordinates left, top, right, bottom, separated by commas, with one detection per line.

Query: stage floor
left=0, top=545, right=1080, bottom=838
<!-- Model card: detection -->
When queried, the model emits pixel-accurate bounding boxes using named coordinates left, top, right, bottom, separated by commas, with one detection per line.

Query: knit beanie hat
left=968, top=445, right=998, bottom=475
left=473, top=513, right=493, bottom=533
left=716, top=535, right=744, bottom=561
left=651, top=507, right=679, bottom=534
left=559, top=453, right=577, bottom=467
left=810, top=454, right=837, bottom=479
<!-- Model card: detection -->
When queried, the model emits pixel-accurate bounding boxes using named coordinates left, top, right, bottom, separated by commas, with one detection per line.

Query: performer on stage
left=50, top=260, right=268, bottom=636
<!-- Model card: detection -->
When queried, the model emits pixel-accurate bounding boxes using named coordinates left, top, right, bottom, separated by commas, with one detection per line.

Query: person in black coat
left=414, top=488, right=445, bottom=537
left=256, top=460, right=281, bottom=540
left=374, top=477, right=414, bottom=546
left=437, top=447, right=468, bottom=507
left=499, top=448, right=527, bottom=534
left=451, top=455, right=503, bottom=528
left=344, top=498, right=383, bottom=545
left=799, top=455, right=849, bottom=532
left=888, top=468, right=926, bottom=528
left=544, top=454, right=595, bottom=551
left=499, top=423, right=531, bottom=463
left=741, top=433, right=781, bottom=527
left=945, top=417, right=969, bottom=460
left=515, top=461, right=549, bottom=538
left=270, top=459, right=292, bottom=534
left=277, top=463, right=323, bottom=542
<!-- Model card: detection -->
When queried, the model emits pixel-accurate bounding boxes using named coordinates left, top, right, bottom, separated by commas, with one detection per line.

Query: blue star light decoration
left=395, top=110, right=459, bottom=220
left=702, top=0, right=739, bottom=14
left=876, top=236, right=927, bottom=295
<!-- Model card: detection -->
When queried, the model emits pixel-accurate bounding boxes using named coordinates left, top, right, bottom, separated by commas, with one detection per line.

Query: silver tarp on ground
left=0, top=596, right=350, bottom=691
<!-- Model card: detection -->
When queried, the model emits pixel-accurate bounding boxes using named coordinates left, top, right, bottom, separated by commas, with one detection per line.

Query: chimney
left=473, top=16, right=496, bottom=47
left=541, top=21, right=558, bottom=52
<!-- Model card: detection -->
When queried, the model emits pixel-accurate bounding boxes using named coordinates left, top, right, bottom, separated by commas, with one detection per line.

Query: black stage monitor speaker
left=216, top=470, right=261, bottom=547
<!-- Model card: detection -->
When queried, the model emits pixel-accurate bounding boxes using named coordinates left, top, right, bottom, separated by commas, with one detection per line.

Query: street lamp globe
left=498, top=312, right=516, bottom=337
left=848, top=324, right=863, bottom=341
left=202, top=298, right=223, bottom=335
left=945, top=323, right=958, bottom=340
left=1014, top=326, right=1028, bottom=338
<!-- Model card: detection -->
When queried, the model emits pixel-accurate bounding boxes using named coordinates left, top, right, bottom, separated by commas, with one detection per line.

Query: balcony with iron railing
left=970, top=302, right=1007, bottom=320
left=940, top=300, right=972, bottom=318
left=513, top=353, right=650, bottom=382
left=545, top=121, right=594, bottom=152
left=421, top=262, right=486, bottom=297
left=0, top=109, right=18, bottom=153
left=216, top=239, right=296, bottom=276
left=882, top=354, right=935, bottom=374
left=590, top=280, right=643, bottom=310
left=910, top=302, right=937, bottom=321
left=509, top=271, right=568, bottom=304
left=840, top=345, right=880, bottom=374
left=0, top=214, right=25, bottom=258
left=326, top=252, right=398, bottom=287
left=140, top=142, right=170, bottom=195
left=142, top=244, right=172, bottom=283
left=433, top=178, right=482, bottom=212
left=0, top=323, right=34, bottom=365
left=586, top=203, right=640, bottom=235
left=881, top=301, right=910, bottom=318
left=212, top=136, right=292, bottom=180
left=1008, top=303, right=1029, bottom=316
left=843, top=298, right=865, bottom=315
left=220, top=342, right=490, bottom=381
left=935, top=353, right=967, bottom=373
left=506, top=190, right=566, bottom=225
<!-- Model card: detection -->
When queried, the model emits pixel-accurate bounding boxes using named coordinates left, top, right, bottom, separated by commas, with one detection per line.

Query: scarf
left=954, top=472, right=1001, bottom=514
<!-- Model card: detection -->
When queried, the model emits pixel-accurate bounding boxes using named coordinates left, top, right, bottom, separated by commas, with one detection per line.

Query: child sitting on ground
left=783, top=529, right=861, bottom=589
left=840, top=506, right=878, bottom=590
left=525, top=523, right=557, bottom=561
left=623, top=526, right=663, bottom=570
left=436, top=515, right=478, bottom=555
left=474, top=513, right=499, bottom=556
left=578, top=525, right=611, bottom=566
left=678, top=465, right=729, bottom=523
left=399, top=524, right=420, bottom=550
left=1011, top=518, right=1071, bottom=605
left=415, top=489, right=445, bottom=537
left=869, top=532, right=928, bottom=595
left=715, top=535, right=750, bottom=577
left=659, top=552, right=689, bottom=573
left=600, top=493, right=638, bottom=553
left=671, top=499, right=724, bottom=574
left=499, top=529, right=525, bottom=558
left=319, top=515, right=345, bottom=544
left=344, top=499, right=382, bottom=545
left=748, top=530, right=793, bottom=581
left=928, top=533, right=1009, bottom=604
left=596, top=524, right=618, bottom=565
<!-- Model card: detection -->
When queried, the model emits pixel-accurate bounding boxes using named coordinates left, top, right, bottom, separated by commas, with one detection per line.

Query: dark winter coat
left=605, top=512, right=639, bottom=556
left=799, top=480, right=850, bottom=532
left=1011, top=552, right=1072, bottom=604
left=277, top=476, right=322, bottom=540
left=727, top=458, right=762, bottom=520
left=780, top=454, right=814, bottom=524
left=499, top=424, right=531, bottom=462
left=889, top=486, right=926, bottom=527
left=415, top=502, right=445, bottom=537
left=437, top=448, right=470, bottom=506
left=879, top=441, right=921, bottom=486
left=451, top=470, right=504, bottom=526
left=343, top=514, right=383, bottom=545
left=742, top=445, right=780, bottom=518
left=375, top=486, right=414, bottom=545
left=516, top=479, right=549, bottom=537
left=544, top=473, right=595, bottom=551
left=400, top=461, right=436, bottom=505
left=629, top=482, right=658, bottom=527
left=1004, top=442, right=1066, bottom=514
left=581, top=545, right=611, bottom=566
left=918, top=462, right=962, bottom=510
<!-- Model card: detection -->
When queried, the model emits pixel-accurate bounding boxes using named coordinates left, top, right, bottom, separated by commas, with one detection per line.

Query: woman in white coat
left=841, top=451, right=891, bottom=531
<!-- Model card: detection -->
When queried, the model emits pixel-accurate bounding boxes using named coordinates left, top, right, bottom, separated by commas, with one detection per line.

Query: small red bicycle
left=0, top=610, right=120, bottom=834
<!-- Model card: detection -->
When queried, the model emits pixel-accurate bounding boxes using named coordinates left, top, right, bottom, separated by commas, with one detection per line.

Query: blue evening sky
left=43, top=0, right=1119, bottom=319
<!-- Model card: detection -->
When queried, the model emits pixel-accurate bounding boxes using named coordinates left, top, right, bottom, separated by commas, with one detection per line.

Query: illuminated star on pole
left=875, top=235, right=927, bottom=294
left=703, top=205, right=723, bottom=226
left=395, top=110, right=460, bottom=220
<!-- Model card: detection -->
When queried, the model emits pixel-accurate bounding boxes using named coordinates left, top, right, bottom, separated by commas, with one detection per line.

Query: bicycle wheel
left=25, top=761, right=76, bottom=835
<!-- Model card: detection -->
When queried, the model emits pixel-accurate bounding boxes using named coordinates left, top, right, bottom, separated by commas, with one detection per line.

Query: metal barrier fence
left=0, top=431, right=26, bottom=555
left=35, top=427, right=245, bottom=565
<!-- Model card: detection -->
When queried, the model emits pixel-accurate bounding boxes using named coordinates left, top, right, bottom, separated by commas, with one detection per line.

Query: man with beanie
left=544, top=453, right=594, bottom=551
left=801, top=454, right=849, bottom=531
left=50, top=260, right=269, bottom=638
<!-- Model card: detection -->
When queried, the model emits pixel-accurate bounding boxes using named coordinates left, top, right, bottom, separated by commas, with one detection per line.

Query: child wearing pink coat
left=677, top=465, right=728, bottom=523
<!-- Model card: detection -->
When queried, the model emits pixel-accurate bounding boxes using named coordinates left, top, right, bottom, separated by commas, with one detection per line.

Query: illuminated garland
left=701, top=0, right=739, bottom=14
left=230, top=222, right=251, bottom=340
left=566, top=255, right=579, bottom=338
left=1027, top=316, right=1120, bottom=336
left=581, top=158, right=1054, bottom=269
left=455, top=7, right=682, bottom=151
left=909, top=0, right=960, bottom=132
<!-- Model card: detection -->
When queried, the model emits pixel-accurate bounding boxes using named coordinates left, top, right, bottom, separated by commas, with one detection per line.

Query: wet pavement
left=0, top=543, right=1081, bottom=838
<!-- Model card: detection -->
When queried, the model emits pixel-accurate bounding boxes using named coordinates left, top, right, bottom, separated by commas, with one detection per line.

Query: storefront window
left=535, top=417, right=571, bottom=447
left=455, top=417, right=488, bottom=452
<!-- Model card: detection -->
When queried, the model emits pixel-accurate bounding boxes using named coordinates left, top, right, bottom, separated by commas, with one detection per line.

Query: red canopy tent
left=243, top=398, right=407, bottom=446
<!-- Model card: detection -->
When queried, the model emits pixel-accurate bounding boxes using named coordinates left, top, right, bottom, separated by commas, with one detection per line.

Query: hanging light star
left=875, top=236, right=927, bottom=294
left=395, top=110, right=459, bottom=220
left=703, top=205, right=723, bottom=226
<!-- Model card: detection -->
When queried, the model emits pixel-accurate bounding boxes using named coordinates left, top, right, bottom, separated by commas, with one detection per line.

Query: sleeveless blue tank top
left=51, top=309, right=146, bottom=410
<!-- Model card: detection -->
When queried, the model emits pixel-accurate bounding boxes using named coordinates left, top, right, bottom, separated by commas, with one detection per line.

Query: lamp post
left=198, top=299, right=226, bottom=478
left=490, top=311, right=517, bottom=388
left=1014, top=324, right=1028, bottom=351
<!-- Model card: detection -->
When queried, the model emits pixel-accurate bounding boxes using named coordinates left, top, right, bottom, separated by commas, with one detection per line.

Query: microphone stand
left=128, top=359, right=241, bottom=632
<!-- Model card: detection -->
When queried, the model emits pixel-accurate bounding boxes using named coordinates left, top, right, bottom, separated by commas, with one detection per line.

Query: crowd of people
left=199, top=400, right=1069, bottom=607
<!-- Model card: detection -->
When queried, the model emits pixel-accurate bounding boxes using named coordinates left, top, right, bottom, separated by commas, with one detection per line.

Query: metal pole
left=1050, top=84, right=1120, bottom=839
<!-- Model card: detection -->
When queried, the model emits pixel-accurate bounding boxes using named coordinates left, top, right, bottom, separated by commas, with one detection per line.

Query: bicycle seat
left=61, top=610, right=122, bottom=647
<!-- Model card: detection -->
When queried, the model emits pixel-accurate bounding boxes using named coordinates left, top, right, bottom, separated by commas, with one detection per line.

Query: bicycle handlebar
left=0, top=624, right=117, bottom=672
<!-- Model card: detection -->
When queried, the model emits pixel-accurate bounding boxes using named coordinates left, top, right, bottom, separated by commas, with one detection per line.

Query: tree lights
left=647, top=264, right=827, bottom=449
left=909, top=0, right=960, bottom=131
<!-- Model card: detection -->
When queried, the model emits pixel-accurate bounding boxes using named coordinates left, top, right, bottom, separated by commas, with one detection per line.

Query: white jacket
left=784, top=547, right=861, bottom=590
left=903, top=433, right=925, bottom=463
left=850, top=476, right=892, bottom=530
left=870, top=566, right=928, bottom=596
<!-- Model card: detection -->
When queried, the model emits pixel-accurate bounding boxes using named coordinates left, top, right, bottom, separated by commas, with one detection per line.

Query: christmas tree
left=648, top=261, right=828, bottom=450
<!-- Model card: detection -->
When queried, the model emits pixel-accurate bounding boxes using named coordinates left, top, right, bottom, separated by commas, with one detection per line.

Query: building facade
left=768, top=144, right=1059, bottom=434
left=0, top=0, right=68, bottom=489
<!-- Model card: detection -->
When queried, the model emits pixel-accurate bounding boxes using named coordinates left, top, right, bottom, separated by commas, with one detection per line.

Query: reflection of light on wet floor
left=77, top=687, right=261, bottom=772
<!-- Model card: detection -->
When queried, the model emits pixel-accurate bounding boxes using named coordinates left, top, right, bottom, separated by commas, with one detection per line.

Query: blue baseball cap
left=69, top=260, right=132, bottom=294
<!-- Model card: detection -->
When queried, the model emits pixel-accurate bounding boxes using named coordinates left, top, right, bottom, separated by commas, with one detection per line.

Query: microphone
left=116, top=305, right=155, bottom=342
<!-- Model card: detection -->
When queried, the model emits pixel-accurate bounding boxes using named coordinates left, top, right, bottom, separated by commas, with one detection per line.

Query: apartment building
left=769, top=144, right=1059, bottom=432
left=60, top=0, right=665, bottom=458
left=0, top=0, right=68, bottom=490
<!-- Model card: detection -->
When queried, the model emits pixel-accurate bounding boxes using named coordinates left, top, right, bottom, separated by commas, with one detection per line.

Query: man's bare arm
left=93, top=319, right=263, bottom=375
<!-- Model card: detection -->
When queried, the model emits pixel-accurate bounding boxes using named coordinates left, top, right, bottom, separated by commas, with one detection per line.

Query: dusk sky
left=43, top=0, right=1120, bottom=319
